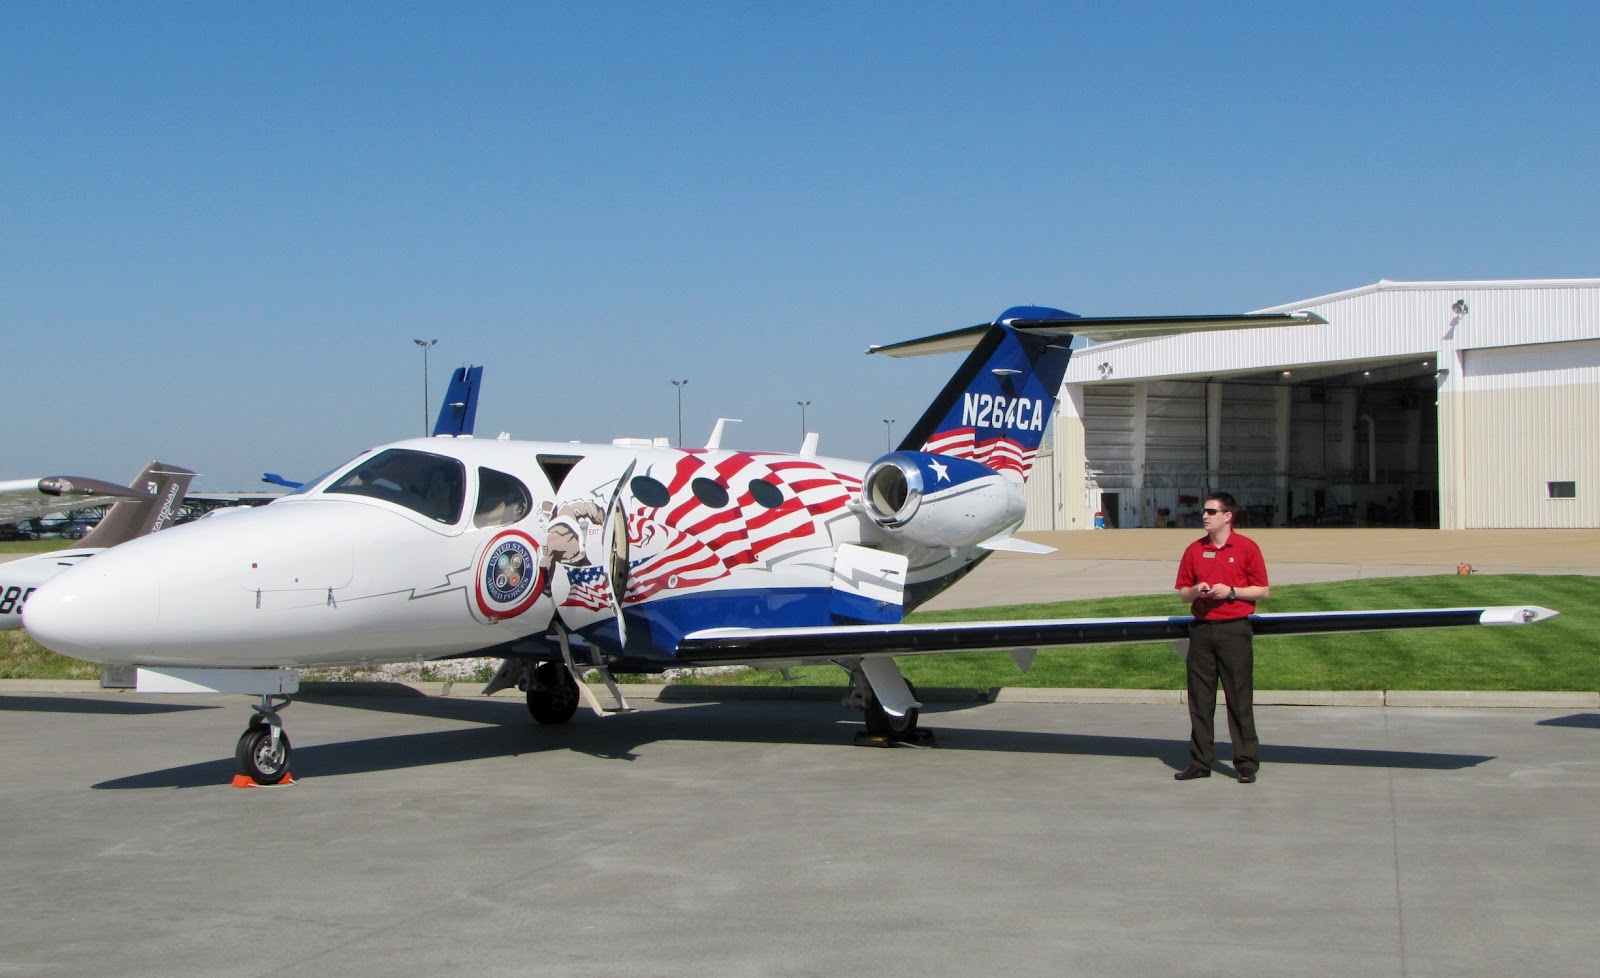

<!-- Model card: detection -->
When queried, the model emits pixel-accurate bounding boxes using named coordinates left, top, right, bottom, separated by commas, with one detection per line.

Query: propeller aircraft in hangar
left=20, top=308, right=1557, bottom=784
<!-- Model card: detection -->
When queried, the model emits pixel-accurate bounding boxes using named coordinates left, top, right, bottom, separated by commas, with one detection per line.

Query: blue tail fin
left=432, top=365, right=483, bottom=437
left=875, top=307, right=1078, bottom=483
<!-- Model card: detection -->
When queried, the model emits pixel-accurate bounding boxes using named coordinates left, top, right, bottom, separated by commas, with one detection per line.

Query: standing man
left=1173, top=492, right=1269, bottom=783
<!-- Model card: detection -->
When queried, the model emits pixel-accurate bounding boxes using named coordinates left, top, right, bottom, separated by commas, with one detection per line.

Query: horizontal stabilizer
left=869, top=311, right=1325, bottom=358
left=977, top=535, right=1057, bottom=555
left=0, top=476, right=152, bottom=525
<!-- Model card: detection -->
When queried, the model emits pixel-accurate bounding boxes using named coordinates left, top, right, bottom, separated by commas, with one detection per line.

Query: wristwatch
left=1226, top=587, right=1237, bottom=603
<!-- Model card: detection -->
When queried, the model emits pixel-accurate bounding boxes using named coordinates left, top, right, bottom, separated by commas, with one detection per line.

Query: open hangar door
left=1275, top=357, right=1440, bottom=527
left=1075, top=355, right=1440, bottom=529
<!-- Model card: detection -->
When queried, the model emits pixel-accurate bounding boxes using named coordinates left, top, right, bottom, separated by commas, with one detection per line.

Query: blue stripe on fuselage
left=575, top=563, right=980, bottom=664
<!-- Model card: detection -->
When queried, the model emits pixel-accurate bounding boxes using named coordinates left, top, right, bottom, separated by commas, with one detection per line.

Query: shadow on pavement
left=90, top=697, right=1495, bottom=789
left=0, top=694, right=220, bottom=716
left=1537, top=712, right=1600, bottom=729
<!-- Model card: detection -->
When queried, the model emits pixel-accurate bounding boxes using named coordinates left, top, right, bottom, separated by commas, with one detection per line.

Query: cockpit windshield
left=324, top=449, right=466, bottom=524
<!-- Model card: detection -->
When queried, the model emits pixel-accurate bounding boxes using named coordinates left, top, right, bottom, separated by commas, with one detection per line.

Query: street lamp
left=671, top=379, right=689, bottom=446
left=413, top=339, right=437, bottom=436
left=883, top=418, right=895, bottom=451
left=796, top=400, right=811, bottom=440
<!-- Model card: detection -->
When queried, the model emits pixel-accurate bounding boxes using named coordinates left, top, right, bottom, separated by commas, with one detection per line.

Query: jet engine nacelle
left=860, top=451, right=1026, bottom=550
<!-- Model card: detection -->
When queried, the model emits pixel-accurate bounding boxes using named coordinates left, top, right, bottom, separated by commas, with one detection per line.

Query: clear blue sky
left=6, top=3, right=1597, bottom=490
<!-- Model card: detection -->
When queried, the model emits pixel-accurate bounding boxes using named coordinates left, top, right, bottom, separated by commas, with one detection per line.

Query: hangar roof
left=1063, top=278, right=1600, bottom=387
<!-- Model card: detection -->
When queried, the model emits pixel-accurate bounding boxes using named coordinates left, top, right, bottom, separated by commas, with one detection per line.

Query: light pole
left=883, top=418, right=895, bottom=451
left=413, top=339, right=437, bottom=436
left=796, top=400, right=810, bottom=440
left=671, top=379, right=689, bottom=446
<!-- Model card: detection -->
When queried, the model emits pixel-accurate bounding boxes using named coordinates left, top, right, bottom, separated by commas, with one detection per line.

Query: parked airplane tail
left=80, top=462, right=196, bottom=548
left=871, top=307, right=1330, bottom=484
left=433, top=365, right=483, bottom=437
left=871, top=306, right=1079, bottom=484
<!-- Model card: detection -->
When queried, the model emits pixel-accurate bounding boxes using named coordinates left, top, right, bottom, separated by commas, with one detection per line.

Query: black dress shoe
left=1173, top=765, right=1211, bottom=780
left=1238, top=770, right=1257, bottom=784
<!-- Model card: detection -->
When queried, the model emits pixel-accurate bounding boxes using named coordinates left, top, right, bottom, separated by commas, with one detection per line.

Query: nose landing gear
left=234, top=694, right=294, bottom=785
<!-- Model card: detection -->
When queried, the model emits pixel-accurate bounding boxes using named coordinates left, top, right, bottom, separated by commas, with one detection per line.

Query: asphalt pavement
left=2, top=528, right=1597, bottom=976
left=2, top=690, right=1597, bottom=977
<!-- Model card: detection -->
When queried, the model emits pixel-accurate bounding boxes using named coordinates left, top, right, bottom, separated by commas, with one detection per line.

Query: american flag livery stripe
left=609, top=451, right=857, bottom=606
left=920, top=427, right=1038, bottom=479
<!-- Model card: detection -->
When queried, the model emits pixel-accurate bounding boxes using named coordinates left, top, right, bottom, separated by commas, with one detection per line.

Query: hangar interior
left=1079, top=360, right=1439, bottom=529
left=1025, top=279, right=1600, bottom=531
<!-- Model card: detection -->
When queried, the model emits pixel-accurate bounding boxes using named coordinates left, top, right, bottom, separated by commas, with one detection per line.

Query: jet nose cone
left=23, top=558, right=159, bottom=663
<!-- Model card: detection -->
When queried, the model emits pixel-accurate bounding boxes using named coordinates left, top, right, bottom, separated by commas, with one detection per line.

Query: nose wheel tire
left=526, top=663, right=581, bottom=724
left=236, top=725, right=293, bottom=785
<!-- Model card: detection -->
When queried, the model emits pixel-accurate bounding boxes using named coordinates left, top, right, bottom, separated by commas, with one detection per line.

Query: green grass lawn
left=0, top=630, right=102, bottom=680
left=0, top=540, right=70, bottom=556
left=2, top=573, right=1594, bottom=690
left=695, top=574, right=1600, bottom=692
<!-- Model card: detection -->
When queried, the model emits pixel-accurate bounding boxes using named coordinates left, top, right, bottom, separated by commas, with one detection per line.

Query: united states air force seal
left=474, top=530, right=545, bottom=620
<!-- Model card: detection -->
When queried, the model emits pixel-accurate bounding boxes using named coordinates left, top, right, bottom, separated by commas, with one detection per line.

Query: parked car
left=0, top=521, right=40, bottom=541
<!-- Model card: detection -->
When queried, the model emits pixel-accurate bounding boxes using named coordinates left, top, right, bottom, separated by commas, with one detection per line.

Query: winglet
left=1479, top=605, right=1560, bottom=625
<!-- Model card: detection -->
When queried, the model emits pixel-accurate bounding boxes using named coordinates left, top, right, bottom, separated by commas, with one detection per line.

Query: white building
left=1027, top=279, right=1600, bottom=531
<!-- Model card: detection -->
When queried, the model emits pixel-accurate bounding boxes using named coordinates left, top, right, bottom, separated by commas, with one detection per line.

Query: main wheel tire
left=235, top=726, right=293, bottom=785
left=863, top=681, right=919, bottom=738
left=526, top=663, right=581, bottom=724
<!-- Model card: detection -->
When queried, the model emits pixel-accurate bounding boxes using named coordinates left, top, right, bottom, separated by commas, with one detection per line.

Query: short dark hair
left=1206, top=491, right=1239, bottom=516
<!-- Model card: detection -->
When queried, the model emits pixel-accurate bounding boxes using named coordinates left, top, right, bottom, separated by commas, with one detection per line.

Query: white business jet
left=23, top=308, right=1557, bottom=784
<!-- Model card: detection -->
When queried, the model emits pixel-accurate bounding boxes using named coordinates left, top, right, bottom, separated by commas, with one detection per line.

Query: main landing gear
left=235, top=694, right=294, bottom=785
left=845, top=657, right=935, bottom=747
left=525, top=662, right=581, bottom=724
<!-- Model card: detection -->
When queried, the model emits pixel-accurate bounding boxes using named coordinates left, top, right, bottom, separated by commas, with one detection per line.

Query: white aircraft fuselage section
left=24, top=436, right=1010, bottom=669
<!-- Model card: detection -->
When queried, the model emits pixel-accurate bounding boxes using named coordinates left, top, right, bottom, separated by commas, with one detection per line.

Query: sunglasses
left=1203, top=507, right=1222, bottom=515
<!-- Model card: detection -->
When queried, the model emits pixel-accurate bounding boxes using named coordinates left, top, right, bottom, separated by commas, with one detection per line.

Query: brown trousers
left=1186, top=618, right=1259, bottom=773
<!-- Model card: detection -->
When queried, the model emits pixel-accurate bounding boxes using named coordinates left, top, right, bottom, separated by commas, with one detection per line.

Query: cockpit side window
left=474, top=467, right=532, bottom=528
left=325, top=449, right=466, bottom=524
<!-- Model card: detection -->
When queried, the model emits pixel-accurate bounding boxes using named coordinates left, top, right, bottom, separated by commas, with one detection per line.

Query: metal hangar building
left=1024, top=279, right=1600, bottom=531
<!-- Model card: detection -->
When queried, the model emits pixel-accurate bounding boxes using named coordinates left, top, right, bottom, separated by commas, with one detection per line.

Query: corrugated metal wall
left=1461, top=339, right=1600, bottom=527
left=1056, top=280, right=1600, bottom=529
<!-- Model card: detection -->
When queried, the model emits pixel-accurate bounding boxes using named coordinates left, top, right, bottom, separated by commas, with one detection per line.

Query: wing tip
left=1480, top=605, right=1560, bottom=625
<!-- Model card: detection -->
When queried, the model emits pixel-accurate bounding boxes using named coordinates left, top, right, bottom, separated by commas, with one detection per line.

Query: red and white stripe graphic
left=620, top=451, right=855, bottom=603
left=919, top=428, right=1036, bottom=480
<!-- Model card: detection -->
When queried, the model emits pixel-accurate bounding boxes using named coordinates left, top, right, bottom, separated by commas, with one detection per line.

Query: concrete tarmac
left=2, top=689, right=1597, bottom=977
left=922, top=527, right=1600, bottom=609
left=3, top=528, right=1597, bottom=976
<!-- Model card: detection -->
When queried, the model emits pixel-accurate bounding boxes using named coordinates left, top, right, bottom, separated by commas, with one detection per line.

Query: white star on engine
left=928, top=459, right=950, bottom=482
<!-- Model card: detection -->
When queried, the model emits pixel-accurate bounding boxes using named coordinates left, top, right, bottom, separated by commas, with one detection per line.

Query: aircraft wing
left=676, top=606, right=1558, bottom=663
left=0, top=476, right=153, bottom=525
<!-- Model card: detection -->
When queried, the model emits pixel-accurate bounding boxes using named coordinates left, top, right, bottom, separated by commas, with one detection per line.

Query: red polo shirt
left=1175, top=531, right=1269, bottom=621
